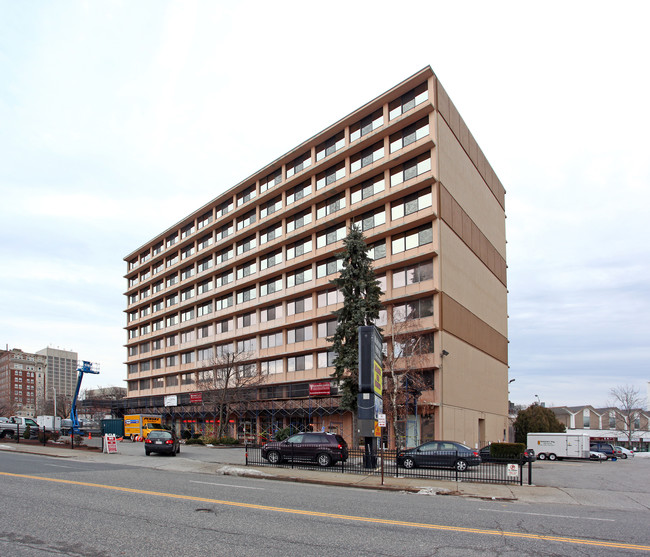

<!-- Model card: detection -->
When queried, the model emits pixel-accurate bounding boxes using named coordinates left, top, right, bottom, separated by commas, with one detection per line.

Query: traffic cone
left=88, top=432, right=92, bottom=439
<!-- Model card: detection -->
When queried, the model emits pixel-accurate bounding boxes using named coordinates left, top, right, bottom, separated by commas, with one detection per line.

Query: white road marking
left=189, top=480, right=264, bottom=490
left=43, top=464, right=73, bottom=468
left=479, top=508, right=615, bottom=522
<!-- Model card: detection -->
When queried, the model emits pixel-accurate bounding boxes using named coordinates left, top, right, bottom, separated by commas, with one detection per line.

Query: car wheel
left=176, top=446, right=180, bottom=454
left=171, top=450, right=176, bottom=457
left=267, top=450, right=282, bottom=464
left=317, top=453, right=332, bottom=467
left=537, top=453, right=546, bottom=460
left=621, top=454, right=627, bottom=459
left=548, top=453, right=557, bottom=461
left=145, top=449, right=150, bottom=456
left=402, top=457, right=416, bottom=469
left=455, top=459, right=468, bottom=472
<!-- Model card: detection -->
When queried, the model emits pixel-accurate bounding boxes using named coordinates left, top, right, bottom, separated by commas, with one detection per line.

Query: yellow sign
left=373, top=360, right=382, bottom=396
left=374, top=421, right=381, bottom=437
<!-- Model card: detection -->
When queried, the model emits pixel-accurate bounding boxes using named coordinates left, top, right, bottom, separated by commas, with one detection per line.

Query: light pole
left=535, top=394, right=540, bottom=405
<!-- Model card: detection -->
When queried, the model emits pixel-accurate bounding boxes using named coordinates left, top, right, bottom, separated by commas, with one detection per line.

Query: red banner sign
left=309, top=382, right=331, bottom=396
left=190, top=392, right=203, bottom=404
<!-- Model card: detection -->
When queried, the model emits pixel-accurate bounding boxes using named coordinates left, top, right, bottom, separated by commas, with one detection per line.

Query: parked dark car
left=590, top=442, right=617, bottom=459
left=261, top=432, right=348, bottom=467
left=479, top=445, right=534, bottom=463
left=397, top=441, right=481, bottom=471
left=145, top=430, right=180, bottom=456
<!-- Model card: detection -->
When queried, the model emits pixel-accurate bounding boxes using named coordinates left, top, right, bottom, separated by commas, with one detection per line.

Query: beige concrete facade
left=123, top=67, right=508, bottom=448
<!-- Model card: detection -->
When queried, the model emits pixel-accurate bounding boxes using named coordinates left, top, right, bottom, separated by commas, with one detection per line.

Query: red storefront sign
left=190, top=392, right=203, bottom=404
left=309, top=382, right=331, bottom=396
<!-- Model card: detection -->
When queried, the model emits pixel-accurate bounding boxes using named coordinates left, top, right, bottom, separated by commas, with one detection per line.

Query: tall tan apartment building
left=123, top=67, right=508, bottom=448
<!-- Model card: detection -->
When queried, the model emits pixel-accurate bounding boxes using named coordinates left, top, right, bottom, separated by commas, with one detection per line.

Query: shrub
left=50, top=431, right=61, bottom=442
left=72, top=434, right=85, bottom=446
left=37, top=431, right=51, bottom=443
left=23, top=426, right=31, bottom=439
left=181, top=430, right=192, bottom=440
left=192, top=432, right=202, bottom=439
left=274, top=427, right=291, bottom=441
left=219, top=437, right=239, bottom=445
left=185, top=438, right=204, bottom=445
left=489, top=442, right=527, bottom=458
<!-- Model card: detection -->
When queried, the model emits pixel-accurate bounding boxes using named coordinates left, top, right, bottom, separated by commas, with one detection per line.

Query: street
left=1, top=450, right=649, bottom=556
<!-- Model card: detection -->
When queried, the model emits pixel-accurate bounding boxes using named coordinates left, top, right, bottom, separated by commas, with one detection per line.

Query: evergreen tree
left=513, top=404, right=566, bottom=444
left=329, top=225, right=383, bottom=411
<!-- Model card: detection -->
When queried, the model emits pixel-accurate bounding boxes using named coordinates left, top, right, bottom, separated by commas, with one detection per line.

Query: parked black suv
left=590, top=442, right=617, bottom=459
left=262, top=432, right=348, bottom=467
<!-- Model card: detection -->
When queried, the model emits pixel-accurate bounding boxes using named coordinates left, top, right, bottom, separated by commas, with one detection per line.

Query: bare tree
left=609, top=385, right=644, bottom=445
left=0, top=393, right=16, bottom=416
left=382, top=315, right=433, bottom=449
left=195, top=343, right=265, bottom=440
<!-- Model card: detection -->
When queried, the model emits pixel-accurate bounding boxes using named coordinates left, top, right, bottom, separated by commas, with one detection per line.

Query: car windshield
left=148, top=432, right=171, bottom=439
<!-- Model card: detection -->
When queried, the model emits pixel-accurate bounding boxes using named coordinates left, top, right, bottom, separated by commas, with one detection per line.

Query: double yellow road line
left=2, top=472, right=648, bottom=552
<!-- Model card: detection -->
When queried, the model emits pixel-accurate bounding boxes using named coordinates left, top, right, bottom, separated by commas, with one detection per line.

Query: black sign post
left=358, top=326, right=383, bottom=468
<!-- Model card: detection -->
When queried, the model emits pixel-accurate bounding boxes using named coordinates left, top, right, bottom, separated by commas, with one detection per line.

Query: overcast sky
left=1, top=1, right=648, bottom=408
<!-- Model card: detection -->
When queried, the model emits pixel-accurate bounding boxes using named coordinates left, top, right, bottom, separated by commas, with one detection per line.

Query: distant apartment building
left=123, top=66, right=509, bottom=447
left=36, top=347, right=79, bottom=402
left=550, top=405, right=650, bottom=449
left=0, top=348, right=46, bottom=416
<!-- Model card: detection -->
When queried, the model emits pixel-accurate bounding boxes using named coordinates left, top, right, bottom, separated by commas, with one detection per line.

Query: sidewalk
left=1, top=441, right=647, bottom=509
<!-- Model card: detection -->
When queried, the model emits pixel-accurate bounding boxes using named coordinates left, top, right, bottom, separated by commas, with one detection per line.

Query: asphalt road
left=1, top=451, right=648, bottom=556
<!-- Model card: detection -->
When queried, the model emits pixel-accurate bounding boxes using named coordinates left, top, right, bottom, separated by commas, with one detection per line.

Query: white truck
left=527, top=432, right=591, bottom=461
left=36, top=415, right=62, bottom=432
left=0, top=416, right=40, bottom=439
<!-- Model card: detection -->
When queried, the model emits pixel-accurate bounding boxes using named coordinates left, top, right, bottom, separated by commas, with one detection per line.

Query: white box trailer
left=527, top=433, right=591, bottom=461
left=36, top=415, right=61, bottom=432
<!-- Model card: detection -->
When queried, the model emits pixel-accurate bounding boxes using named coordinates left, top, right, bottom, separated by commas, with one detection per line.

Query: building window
left=317, top=193, right=346, bottom=220
left=351, top=175, right=385, bottom=205
left=261, top=332, right=283, bottom=349
left=286, top=237, right=312, bottom=260
left=286, top=152, right=311, bottom=178
left=373, top=309, right=387, bottom=327
left=260, top=277, right=282, bottom=296
left=216, top=319, right=231, bottom=334
left=181, top=373, right=194, bottom=385
left=354, top=208, right=385, bottom=232
left=152, top=339, right=163, bottom=350
left=181, top=287, right=195, bottom=301
left=215, top=294, right=234, bottom=311
left=393, top=333, right=434, bottom=357
left=287, top=355, right=313, bottom=372
left=260, top=197, right=282, bottom=219
left=286, top=181, right=312, bottom=205
left=583, top=409, right=590, bottom=428
left=152, top=262, right=163, bottom=275
left=317, top=288, right=343, bottom=307
left=316, top=258, right=343, bottom=278
left=152, top=319, right=164, bottom=331
left=197, top=324, right=212, bottom=338
left=215, top=271, right=233, bottom=289
left=166, top=293, right=178, bottom=307
left=197, top=301, right=213, bottom=317
left=316, top=162, right=346, bottom=190
left=237, top=185, right=256, bottom=206
left=317, top=319, right=337, bottom=338
left=260, top=170, right=282, bottom=193
left=317, top=224, right=346, bottom=249
left=166, top=254, right=179, bottom=268
left=181, top=265, right=195, bottom=280
left=181, top=308, right=194, bottom=322
left=198, top=256, right=213, bottom=272
left=181, top=223, right=196, bottom=238
left=286, top=266, right=313, bottom=288
left=260, top=223, right=282, bottom=244
left=216, top=199, right=233, bottom=218
left=350, top=109, right=383, bottom=142
left=316, top=131, right=345, bottom=161
left=260, top=249, right=283, bottom=270
left=317, top=351, right=337, bottom=368
left=166, top=355, right=178, bottom=366
left=391, top=225, right=433, bottom=254
left=236, top=286, right=257, bottom=304
left=388, top=82, right=428, bottom=120
left=350, top=141, right=384, bottom=173
left=153, top=280, right=163, bottom=293
left=197, top=347, right=214, bottom=362
left=197, top=211, right=213, bottom=230
left=390, top=154, right=432, bottom=187
left=287, top=295, right=312, bottom=316
left=166, top=334, right=178, bottom=347
left=216, top=223, right=233, bottom=242
left=198, top=234, right=214, bottom=251
left=152, top=358, right=163, bottom=370
left=392, top=297, right=434, bottom=322
left=151, top=376, right=163, bottom=388
left=236, top=235, right=256, bottom=256
left=129, top=293, right=138, bottom=304
left=287, top=325, right=312, bottom=344
left=216, top=247, right=233, bottom=265
left=198, top=279, right=213, bottom=294
left=166, top=274, right=178, bottom=288
left=237, top=311, right=258, bottom=328
left=237, top=337, right=257, bottom=353
left=236, top=260, right=256, bottom=280
left=181, top=351, right=195, bottom=364
left=287, top=209, right=312, bottom=233
left=166, top=234, right=178, bottom=248
left=392, top=260, right=434, bottom=288
left=237, top=210, right=256, bottom=230
left=261, top=359, right=283, bottom=375
left=391, top=189, right=432, bottom=220
left=390, top=117, right=429, bottom=153
left=165, top=375, right=178, bottom=387
left=367, top=240, right=386, bottom=261
left=139, top=379, right=151, bottom=390
left=260, top=304, right=283, bottom=323
left=128, top=363, right=138, bottom=374
left=181, top=245, right=195, bottom=260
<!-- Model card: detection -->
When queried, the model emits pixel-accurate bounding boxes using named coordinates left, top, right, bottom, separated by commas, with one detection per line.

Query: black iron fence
left=245, top=444, right=532, bottom=485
